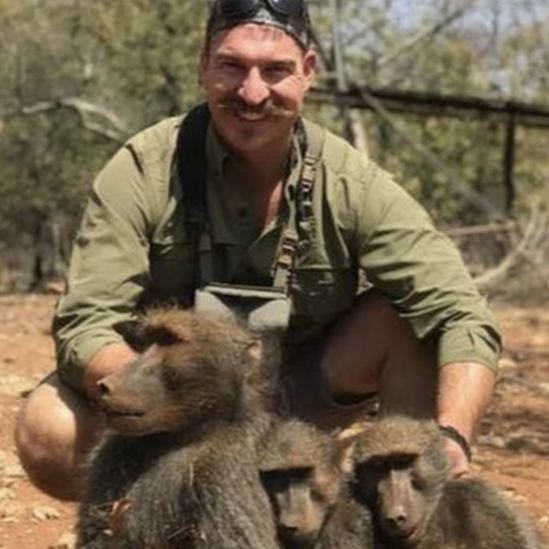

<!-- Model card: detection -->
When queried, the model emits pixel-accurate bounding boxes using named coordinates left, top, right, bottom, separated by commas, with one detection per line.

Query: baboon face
left=355, top=453, right=431, bottom=543
left=96, top=309, right=259, bottom=436
left=259, top=421, right=347, bottom=548
left=353, top=417, right=448, bottom=546
left=260, top=466, right=335, bottom=548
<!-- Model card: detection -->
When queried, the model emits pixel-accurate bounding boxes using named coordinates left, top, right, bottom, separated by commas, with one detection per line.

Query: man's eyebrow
left=214, top=51, right=297, bottom=68
left=266, top=59, right=297, bottom=68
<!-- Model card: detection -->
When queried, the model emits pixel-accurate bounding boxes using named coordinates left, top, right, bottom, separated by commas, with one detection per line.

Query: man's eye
left=219, top=60, right=241, bottom=72
left=265, top=66, right=290, bottom=79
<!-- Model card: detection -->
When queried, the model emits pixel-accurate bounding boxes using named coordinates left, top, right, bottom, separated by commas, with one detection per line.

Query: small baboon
left=77, top=308, right=282, bottom=549
left=352, top=416, right=547, bottom=549
left=258, top=418, right=374, bottom=549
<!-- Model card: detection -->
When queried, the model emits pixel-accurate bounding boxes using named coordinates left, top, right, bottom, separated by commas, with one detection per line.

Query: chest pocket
left=149, top=220, right=194, bottom=300
left=291, top=265, right=357, bottom=321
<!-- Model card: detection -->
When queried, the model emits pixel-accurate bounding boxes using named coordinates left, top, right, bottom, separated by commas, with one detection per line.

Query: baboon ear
left=245, top=340, right=263, bottom=364
left=339, top=442, right=357, bottom=474
left=243, top=340, right=266, bottom=386
left=335, top=423, right=370, bottom=472
left=336, top=422, right=370, bottom=443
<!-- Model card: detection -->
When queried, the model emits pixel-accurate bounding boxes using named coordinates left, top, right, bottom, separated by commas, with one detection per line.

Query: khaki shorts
left=281, top=336, right=379, bottom=433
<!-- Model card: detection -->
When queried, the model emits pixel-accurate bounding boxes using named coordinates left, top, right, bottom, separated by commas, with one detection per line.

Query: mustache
left=218, top=97, right=294, bottom=118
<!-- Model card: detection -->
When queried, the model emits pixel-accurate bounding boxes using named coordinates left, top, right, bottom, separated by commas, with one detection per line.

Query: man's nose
left=238, top=67, right=270, bottom=105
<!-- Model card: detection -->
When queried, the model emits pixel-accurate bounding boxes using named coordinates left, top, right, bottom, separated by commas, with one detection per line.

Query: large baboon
left=352, top=416, right=547, bottom=549
left=77, top=308, right=282, bottom=549
left=258, top=418, right=374, bottom=549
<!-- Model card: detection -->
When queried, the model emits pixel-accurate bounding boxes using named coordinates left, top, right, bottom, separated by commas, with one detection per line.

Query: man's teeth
left=237, top=111, right=267, bottom=121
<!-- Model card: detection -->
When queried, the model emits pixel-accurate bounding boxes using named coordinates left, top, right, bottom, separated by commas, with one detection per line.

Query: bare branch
left=474, top=207, right=549, bottom=290
left=445, top=221, right=517, bottom=237
left=1, top=98, right=130, bottom=143
left=376, top=0, right=478, bottom=73
left=353, top=86, right=504, bottom=220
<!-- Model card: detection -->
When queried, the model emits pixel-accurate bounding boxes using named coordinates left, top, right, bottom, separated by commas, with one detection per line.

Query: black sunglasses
left=218, top=0, right=305, bottom=19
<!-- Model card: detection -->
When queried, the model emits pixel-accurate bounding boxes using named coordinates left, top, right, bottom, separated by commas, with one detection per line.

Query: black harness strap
left=174, top=104, right=324, bottom=293
left=272, top=119, right=324, bottom=292
left=175, top=103, right=211, bottom=244
left=174, top=103, right=211, bottom=290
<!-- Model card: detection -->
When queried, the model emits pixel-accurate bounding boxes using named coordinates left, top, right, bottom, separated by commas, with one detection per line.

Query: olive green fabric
left=53, top=113, right=501, bottom=391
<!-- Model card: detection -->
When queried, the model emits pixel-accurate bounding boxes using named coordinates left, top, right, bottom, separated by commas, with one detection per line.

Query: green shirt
left=53, top=113, right=501, bottom=390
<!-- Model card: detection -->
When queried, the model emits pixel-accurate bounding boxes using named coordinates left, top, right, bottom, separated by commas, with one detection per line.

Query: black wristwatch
left=439, top=424, right=472, bottom=462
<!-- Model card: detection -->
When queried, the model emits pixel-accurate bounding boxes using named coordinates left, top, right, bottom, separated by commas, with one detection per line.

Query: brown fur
left=352, top=416, right=547, bottom=549
left=258, top=418, right=374, bottom=549
left=76, top=308, right=282, bottom=549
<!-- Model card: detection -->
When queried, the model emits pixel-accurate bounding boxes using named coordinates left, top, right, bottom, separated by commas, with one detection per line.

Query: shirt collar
left=205, top=120, right=303, bottom=180
left=204, top=119, right=304, bottom=245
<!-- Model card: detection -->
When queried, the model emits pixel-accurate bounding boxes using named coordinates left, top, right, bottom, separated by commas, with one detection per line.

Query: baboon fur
left=76, top=308, right=282, bottom=549
left=352, top=415, right=547, bottom=549
left=258, top=418, right=374, bottom=549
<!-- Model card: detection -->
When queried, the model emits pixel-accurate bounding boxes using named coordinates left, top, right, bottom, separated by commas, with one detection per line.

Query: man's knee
left=15, top=373, right=103, bottom=501
left=320, top=289, right=435, bottom=402
left=320, top=290, right=404, bottom=386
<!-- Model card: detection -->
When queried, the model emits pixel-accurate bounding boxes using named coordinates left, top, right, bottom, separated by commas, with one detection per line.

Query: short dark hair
left=205, top=0, right=315, bottom=51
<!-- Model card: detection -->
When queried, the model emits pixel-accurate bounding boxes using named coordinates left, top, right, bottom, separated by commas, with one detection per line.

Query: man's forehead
left=210, top=23, right=305, bottom=58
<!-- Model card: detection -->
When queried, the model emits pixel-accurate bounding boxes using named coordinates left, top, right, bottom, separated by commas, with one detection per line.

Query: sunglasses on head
left=217, top=0, right=305, bottom=19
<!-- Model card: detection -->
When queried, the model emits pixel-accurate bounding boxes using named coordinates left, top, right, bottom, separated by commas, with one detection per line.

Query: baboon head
left=95, top=308, right=266, bottom=437
left=258, top=420, right=353, bottom=549
left=352, top=416, right=449, bottom=546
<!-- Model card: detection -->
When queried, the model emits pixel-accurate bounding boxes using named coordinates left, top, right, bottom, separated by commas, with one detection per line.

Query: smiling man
left=202, top=20, right=316, bottom=153
left=15, top=0, right=501, bottom=502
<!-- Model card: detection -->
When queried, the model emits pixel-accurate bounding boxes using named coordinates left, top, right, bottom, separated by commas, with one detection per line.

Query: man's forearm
left=437, top=361, right=497, bottom=449
left=83, top=342, right=139, bottom=401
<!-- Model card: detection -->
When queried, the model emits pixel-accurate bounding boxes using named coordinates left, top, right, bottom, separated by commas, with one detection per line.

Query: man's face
left=200, top=23, right=317, bottom=157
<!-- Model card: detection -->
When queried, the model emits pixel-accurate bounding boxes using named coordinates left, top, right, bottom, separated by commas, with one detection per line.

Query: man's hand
left=84, top=342, right=139, bottom=401
left=437, top=361, right=496, bottom=477
left=443, top=436, right=470, bottom=478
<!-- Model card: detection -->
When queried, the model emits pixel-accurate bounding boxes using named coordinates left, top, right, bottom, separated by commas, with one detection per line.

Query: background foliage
left=0, top=0, right=548, bottom=293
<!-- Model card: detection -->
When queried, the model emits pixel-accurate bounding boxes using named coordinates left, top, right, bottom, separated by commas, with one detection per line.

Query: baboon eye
left=362, top=457, right=386, bottom=473
left=356, top=462, right=384, bottom=488
left=311, top=490, right=327, bottom=505
left=391, top=454, right=415, bottom=470
left=288, top=467, right=312, bottom=483
left=149, top=326, right=182, bottom=347
left=260, top=467, right=312, bottom=492
left=260, top=470, right=290, bottom=491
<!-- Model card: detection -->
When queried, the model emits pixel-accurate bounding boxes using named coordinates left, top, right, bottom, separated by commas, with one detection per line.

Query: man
left=16, top=0, right=501, bottom=501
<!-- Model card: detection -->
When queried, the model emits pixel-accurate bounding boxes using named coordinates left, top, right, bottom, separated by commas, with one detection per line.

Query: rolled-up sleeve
left=353, top=164, right=501, bottom=371
left=53, top=144, right=155, bottom=390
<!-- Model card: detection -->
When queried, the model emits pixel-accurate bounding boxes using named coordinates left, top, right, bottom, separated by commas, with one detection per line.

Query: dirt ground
left=0, top=293, right=548, bottom=548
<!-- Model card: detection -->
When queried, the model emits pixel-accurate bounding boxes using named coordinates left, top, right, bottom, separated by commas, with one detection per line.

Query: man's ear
left=198, top=47, right=209, bottom=87
left=302, top=49, right=318, bottom=90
